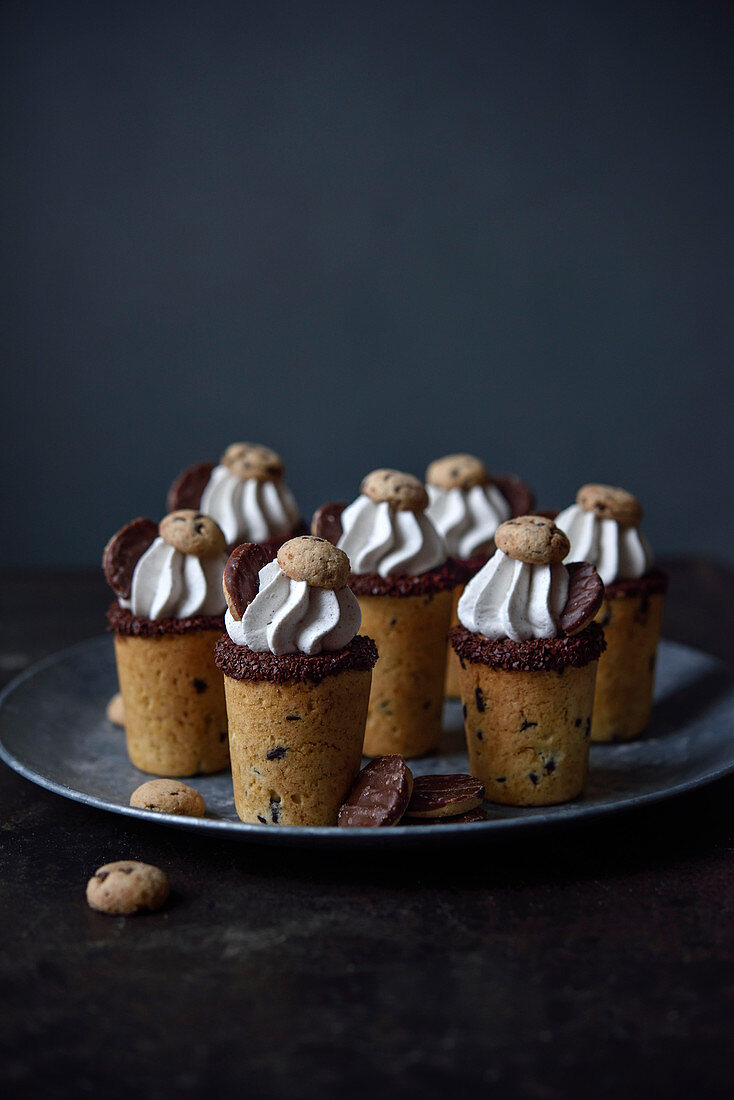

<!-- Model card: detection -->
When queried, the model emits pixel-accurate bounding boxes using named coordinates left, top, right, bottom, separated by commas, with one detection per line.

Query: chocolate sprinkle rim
left=348, top=558, right=464, bottom=598
left=215, top=633, right=378, bottom=684
left=107, top=603, right=225, bottom=638
left=605, top=567, right=668, bottom=601
left=449, top=621, right=606, bottom=672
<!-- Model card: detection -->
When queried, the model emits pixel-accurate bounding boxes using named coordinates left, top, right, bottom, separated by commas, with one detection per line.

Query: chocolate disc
left=311, top=501, right=347, bottom=545
left=166, top=462, right=215, bottom=512
left=429, top=806, right=490, bottom=825
left=492, top=474, right=535, bottom=518
left=406, top=774, right=485, bottom=819
left=222, top=542, right=276, bottom=621
left=337, top=755, right=414, bottom=828
left=102, top=517, right=159, bottom=598
left=560, top=561, right=604, bottom=636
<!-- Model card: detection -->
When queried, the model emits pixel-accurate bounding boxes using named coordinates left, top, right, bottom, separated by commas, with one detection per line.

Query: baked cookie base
left=444, top=586, right=463, bottom=698
left=592, top=591, right=664, bottom=742
left=223, top=667, right=372, bottom=826
left=357, top=588, right=454, bottom=758
left=114, top=629, right=229, bottom=776
left=458, top=659, right=598, bottom=806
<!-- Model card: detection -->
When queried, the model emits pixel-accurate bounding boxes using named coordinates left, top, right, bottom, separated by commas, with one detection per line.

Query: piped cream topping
left=457, top=550, right=569, bottom=641
left=336, top=495, right=447, bottom=577
left=120, top=538, right=227, bottom=619
left=199, top=465, right=299, bottom=544
left=425, top=483, right=511, bottom=559
left=226, top=559, right=361, bottom=655
left=554, top=503, right=653, bottom=586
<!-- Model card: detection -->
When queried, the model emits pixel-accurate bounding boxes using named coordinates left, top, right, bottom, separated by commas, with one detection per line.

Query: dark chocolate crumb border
left=215, top=633, right=379, bottom=684
left=605, top=567, right=668, bottom=601
left=107, top=603, right=224, bottom=637
left=449, top=622, right=606, bottom=672
left=348, top=558, right=464, bottom=598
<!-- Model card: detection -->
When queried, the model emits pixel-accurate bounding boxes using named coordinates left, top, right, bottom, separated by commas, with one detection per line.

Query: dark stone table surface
left=2, top=559, right=733, bottom=1099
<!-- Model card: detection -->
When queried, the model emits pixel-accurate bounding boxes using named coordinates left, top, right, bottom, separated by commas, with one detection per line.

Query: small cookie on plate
left=129, top=779, right=206, bottom=817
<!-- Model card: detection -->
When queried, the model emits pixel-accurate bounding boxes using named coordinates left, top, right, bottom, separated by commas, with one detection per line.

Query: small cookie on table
left=86, top=861, right=170, bottom=915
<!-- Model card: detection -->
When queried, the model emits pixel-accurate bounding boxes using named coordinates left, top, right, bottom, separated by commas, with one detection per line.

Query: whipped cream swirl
left=226, top=560, right=361, bottom=655
left=336, top=496, right=447, bottom=578
left=458, top=550, right=569, bottom=641
left=199, top=465, right=299, bottom=545
left=554, top=504, right=653, bottom=587
left=425, top=483, right=511, bottom=559
left=120, top=538, right=228, bottom=620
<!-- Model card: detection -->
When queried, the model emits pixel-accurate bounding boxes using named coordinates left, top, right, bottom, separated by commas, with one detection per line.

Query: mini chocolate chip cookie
left=360, top=469, right=429, bottom=512
left=129, top=779, right=206, bottom=817
left=495, top=515, right=570, bottom=565
left=277, top=536, right=350, bottom=590
left=86, top=861, right=170, bottom=915
left=576, top=483, right=643, bottom=528
left=159, top=510, right=227, bottom=558
left=425, top=454, right=490, bottom=491
left=221, top=442, right=284, bottom=482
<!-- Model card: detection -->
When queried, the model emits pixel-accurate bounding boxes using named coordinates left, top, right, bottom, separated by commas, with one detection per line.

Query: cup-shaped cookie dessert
left=313, top=469, right=460, bottom=758
left=215, top=537, right=378, bottom=826
left=556, top=484, right=668, bottom=742
left=167, top=442, right=306, bottom=553
left=450, top=516, right=606, bottom=806
left=104, top=511, right=230, bottom=776
left=424, top=454, right=535, bottom=698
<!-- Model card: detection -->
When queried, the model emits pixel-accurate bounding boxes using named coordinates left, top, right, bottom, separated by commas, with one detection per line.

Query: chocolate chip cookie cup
left=556, top=484, right=668, bottom=742
left=216, top=539, right=378, bottom=826
left=314, top=469, right=459, bottom=758
left=450, top=517, right=606, bottom=806
left=424, top=454, right=535, bottom=699
left=104, top=512, right=230, bottom=777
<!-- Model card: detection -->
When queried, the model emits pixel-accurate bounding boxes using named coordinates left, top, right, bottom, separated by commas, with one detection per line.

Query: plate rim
left=1, top=635, right=733, bottom=846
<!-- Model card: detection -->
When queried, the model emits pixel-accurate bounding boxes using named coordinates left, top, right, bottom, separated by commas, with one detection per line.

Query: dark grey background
left=4, top=0, right=733, bottom=567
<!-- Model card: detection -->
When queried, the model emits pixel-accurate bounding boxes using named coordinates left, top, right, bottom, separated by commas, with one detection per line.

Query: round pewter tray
left=1, top=637, right=733, bottom=848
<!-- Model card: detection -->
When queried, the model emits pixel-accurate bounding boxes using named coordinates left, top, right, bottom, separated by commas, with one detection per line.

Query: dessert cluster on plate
left=102, top=444, right=667, bottom=828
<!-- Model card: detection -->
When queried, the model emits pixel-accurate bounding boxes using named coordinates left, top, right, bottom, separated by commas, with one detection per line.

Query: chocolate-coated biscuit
left=277, top=535, right=350, bottom=590
left=86, top=860, right=170, bottom=915
left=106, top=692, right=125, bottom=727
left=338, top=755, right=414, bottom=827
left=425, top=454, right=489, bottom=491
left=311, top=501, right=347, bottom=544
left=360, top=469, right=429, bottom=512
left=429, top=806, right=490, bottom=824
left=576, top=483, right=642, bottom=528
left=103, top=517, right=159, bottom=598
left=159, top=510, right=227, bottom=558
left=560, top=562, right=604, bottom=635
left=166, top=461, right=215, bottom=512
left=221, top=442, right=284, bottom=483
left=222, top=541, right=276, bottom=621
left=406, top=774, right=485, bottom=818
left=495, top=515, right=570, bottom=565
left=130, top=779, right=206, bottom=817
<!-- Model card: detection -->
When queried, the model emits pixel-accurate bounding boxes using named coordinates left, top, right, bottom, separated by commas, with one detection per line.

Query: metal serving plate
left=1, top=637, right=733, bottom=848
